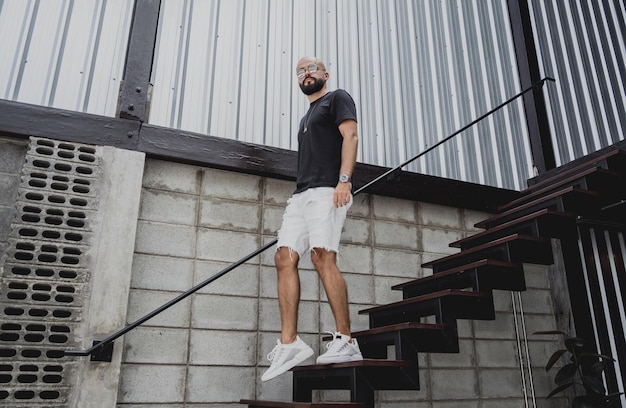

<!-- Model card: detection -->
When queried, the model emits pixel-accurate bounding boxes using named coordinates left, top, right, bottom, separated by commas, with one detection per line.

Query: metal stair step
left=451, top=209, right=576, bottom=250
left=475, top=186, right=600, bottom=229
left=291, top=360, right=419, bottom=404
left=497, top=167, right=622, bottom=212
left=352, top=322, right=459, bottom=355
left=391, top=259, right=525, bottom=298
left=358, top=289, right=494, bottom=327
left=421, top=234, right=553, bottom=273
left=526, top=148, right=626, bottom=189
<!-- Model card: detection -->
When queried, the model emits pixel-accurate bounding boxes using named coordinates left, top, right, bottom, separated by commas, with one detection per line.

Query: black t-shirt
left=295, top=89, right=357, bottom=194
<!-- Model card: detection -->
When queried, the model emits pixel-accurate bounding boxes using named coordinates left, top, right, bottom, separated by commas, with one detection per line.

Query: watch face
left=339, top=174, right=349, bottom=182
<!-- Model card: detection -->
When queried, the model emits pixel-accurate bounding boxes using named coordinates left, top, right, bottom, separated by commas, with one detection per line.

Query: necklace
left=303, top=104, right=317, bottom=133
left=303, top=91, right=329, bottom=133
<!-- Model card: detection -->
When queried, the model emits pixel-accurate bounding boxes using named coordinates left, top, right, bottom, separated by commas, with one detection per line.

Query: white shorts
left=276, top=187, right=352, bottom=257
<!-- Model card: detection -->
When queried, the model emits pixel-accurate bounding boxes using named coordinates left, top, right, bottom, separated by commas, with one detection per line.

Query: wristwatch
left=339, top=174, right=351, bottom=183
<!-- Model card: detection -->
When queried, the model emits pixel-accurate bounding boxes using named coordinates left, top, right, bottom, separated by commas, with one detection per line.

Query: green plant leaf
left=582, top=374, right=606, bottom=395
left=547, top=382, right=574, bottom=398
left=565, top=337, right=586, bottom=352
left=555, top=363, right=578, bottom=384
left=587, top=362, right=606, bottom=376
left=546, top=349, right=568, bottom=371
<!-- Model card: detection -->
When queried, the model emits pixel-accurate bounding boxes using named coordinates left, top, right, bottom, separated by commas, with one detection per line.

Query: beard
left=300, top=76, right=326, bottom=95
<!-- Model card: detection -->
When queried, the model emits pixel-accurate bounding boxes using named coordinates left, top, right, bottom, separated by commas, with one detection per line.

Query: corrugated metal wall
left=528, top=0, right=626, bottom=166
left=149, top=0, right=532, bottom=190
left=2, top=1, right=625, bottom=190
left=0, top=0, right=133, bottom=117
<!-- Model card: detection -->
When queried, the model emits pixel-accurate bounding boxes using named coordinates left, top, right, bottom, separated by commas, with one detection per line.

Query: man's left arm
left=334, top=119, right=358, bottom=208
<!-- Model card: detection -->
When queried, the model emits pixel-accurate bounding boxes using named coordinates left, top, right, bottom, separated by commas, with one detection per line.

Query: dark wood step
left=240, top=401, right=365, bottom=408
left=353, top=322, right=459, bottom=356
left=475, top=187, right=599, bottom=229
left=392, top=259, right=525, bottom=298
left=527, top=148, right=626, bottom=188
left=292, top=360, right=418, bottom=406
left=498, top=167, right=622, bottom=212
left=358, top=290, right=495, bottom=328
left=422, top=234, right=553, bottom=273
left=451, top=209, right=576, bottom=250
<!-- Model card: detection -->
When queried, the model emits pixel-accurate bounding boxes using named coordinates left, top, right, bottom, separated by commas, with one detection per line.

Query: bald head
left=297, top=56, right=326, bottom=71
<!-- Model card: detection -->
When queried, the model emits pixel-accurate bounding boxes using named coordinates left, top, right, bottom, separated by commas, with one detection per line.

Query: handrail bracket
left=65, top=340, right=114, bottom=362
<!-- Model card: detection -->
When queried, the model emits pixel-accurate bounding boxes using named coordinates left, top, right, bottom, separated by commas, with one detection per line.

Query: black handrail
left=64, top=76, right=555, bottom=358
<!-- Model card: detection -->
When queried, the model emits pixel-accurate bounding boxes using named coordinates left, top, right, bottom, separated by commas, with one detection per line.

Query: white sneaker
left=261, top=336, right=314, bottom=381
left=316, top=332, right=364, bottom=364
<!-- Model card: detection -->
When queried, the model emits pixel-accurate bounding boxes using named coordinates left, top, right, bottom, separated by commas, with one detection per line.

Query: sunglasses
left=296, top=64, right=322, bottom=78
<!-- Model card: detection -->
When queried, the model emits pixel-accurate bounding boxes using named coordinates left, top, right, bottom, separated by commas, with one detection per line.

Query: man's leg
left=275, top=246, right=301, bottom=343
left=312, top=248, right=363, bottom=364
left=310, top=248, right=351, bottom=336
left=262, top=247, right=313, bottom=382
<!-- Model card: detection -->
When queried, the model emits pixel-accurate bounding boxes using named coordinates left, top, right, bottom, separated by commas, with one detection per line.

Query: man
left=261, top=57, right=362, bottom=382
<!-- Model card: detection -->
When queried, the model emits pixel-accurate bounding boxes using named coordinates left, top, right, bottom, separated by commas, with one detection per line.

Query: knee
left=310, top=248, right=336, bottom=271
left=275, top=247, right=299, bottom=270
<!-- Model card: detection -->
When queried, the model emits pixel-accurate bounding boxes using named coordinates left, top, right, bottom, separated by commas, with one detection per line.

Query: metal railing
left=64, top=76, right=555, bottom=359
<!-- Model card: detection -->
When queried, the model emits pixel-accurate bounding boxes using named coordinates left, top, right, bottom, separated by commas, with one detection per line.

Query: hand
left=334, top=182, right=352, bottom=208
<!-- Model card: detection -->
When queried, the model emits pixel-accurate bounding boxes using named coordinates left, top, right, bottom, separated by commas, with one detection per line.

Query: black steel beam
left=0, top=99, right=140, bottom=149
left=507, top=0, right=556, bottom=174
left=118, top=0, right=161, bottom=121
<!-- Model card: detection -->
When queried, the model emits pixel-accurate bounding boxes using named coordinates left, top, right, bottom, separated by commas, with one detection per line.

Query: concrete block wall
left=117, top=158, right=564, bottom=407
left=0, top=136, right=28, bottom=264
left=0, top=137, right=145, bottom=407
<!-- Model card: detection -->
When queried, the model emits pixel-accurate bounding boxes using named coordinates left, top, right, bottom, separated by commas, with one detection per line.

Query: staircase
left=241, top=147, right=626, bottom=408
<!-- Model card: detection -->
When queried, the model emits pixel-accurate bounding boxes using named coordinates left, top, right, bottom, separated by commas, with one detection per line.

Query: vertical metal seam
left=48, top=0, right=74, bottom=107
left=82, top=0, right=108, bottom=113
left=234, top=0, right=247, bottom=142
left=260, top=0, right=272, bottom=146
left=41, top=0, right=66, bottom=106
left=176, top=0, right=194, bottom=129
left=205, top=0, right=221, bottom=136
left=11, top=0, right=40, bottom=100
left=169, top=0, right=188, bottom=128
